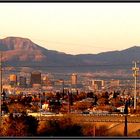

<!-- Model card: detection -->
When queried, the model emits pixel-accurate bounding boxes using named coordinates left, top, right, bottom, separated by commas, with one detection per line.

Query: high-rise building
left=54, top=79, right=64, bottom=91
left=30, top=71, right=41, bottom=87
left=19, top=76, right=27, bottom=87
left=71, top=73, right=77, bottom=85
left=9, top=74, right=17, bottom=86
left=92, top=80, right=104, bottom=90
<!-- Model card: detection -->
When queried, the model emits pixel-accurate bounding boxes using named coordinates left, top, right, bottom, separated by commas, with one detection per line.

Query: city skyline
left=0, top=3, right=140, bottom=137
left=1, top=3, right=140, bottom=54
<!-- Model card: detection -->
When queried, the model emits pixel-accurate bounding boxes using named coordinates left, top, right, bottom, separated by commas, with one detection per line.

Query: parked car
left=82, top=111, right=89, bottom=114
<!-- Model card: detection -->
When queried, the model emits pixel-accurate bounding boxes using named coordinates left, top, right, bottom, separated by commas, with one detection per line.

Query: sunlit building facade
left=9, top=74, right=17, bottom=86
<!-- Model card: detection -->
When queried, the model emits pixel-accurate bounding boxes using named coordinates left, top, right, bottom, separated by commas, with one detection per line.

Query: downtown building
left=110, top=79, right=120, bottom=87
left=71, top=73, right=78, bottom=92
left=9, top=74, right=17, bottom=86
left=19, top=76, right=27, bottom=88
left=30, top=71, right=41, bottom=88
left=92, top=80, right=105, bottom=91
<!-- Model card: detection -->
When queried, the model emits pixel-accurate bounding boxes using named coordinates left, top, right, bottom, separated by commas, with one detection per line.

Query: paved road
left=37, top=114, right=140, bottom=123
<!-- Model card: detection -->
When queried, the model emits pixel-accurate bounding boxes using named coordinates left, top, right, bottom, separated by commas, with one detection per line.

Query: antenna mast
left=132, top=61, right=139, bottom=111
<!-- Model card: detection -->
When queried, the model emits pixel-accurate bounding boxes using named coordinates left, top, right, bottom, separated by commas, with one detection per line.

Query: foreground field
left=38, top=114, right=140, bottom=136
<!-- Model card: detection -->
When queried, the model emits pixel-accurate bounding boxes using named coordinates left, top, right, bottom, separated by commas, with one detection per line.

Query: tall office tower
left=92, top=80, right=104, bottom=90
left=71, top=73, right=77, bottom=85
left=19, top=76, right=27, bottom=87
left=9, top=74, right=17, bottom=86
left=30, top=71, right=41, bottom=87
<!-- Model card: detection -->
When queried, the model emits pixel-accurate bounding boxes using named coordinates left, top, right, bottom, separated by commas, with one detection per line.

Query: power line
left=0, top=35, right=117, bottom=51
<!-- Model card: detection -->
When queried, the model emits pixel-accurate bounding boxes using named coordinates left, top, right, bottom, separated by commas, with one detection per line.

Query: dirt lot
left=93, top=122, right=140, bottom=136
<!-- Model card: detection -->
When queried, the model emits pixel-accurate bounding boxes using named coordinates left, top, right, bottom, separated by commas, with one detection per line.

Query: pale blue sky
left=0, top=3, right=140, bottom=54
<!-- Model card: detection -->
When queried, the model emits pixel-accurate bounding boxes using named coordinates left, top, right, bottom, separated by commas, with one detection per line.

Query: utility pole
left=68, top=90, right=70, bottom=114
left=124, top=115, right=128, bottom=136
left=62, top=79, right=64, bottom=98
left=93, top=125, right=96, bottom=136
left=124, top=100, right=128, bottom=136
left=132, top=61, right=139, bottom=111
left=0, top=51, right=2, bottom=126
left=39, top=90, right=42, bottom=120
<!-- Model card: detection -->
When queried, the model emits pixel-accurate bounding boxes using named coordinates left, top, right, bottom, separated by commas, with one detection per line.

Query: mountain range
left=0, top=37, right=139, bottom=72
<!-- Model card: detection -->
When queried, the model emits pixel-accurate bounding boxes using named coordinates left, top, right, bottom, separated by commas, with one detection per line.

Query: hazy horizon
left=1, top=3, right=140, bottom=54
